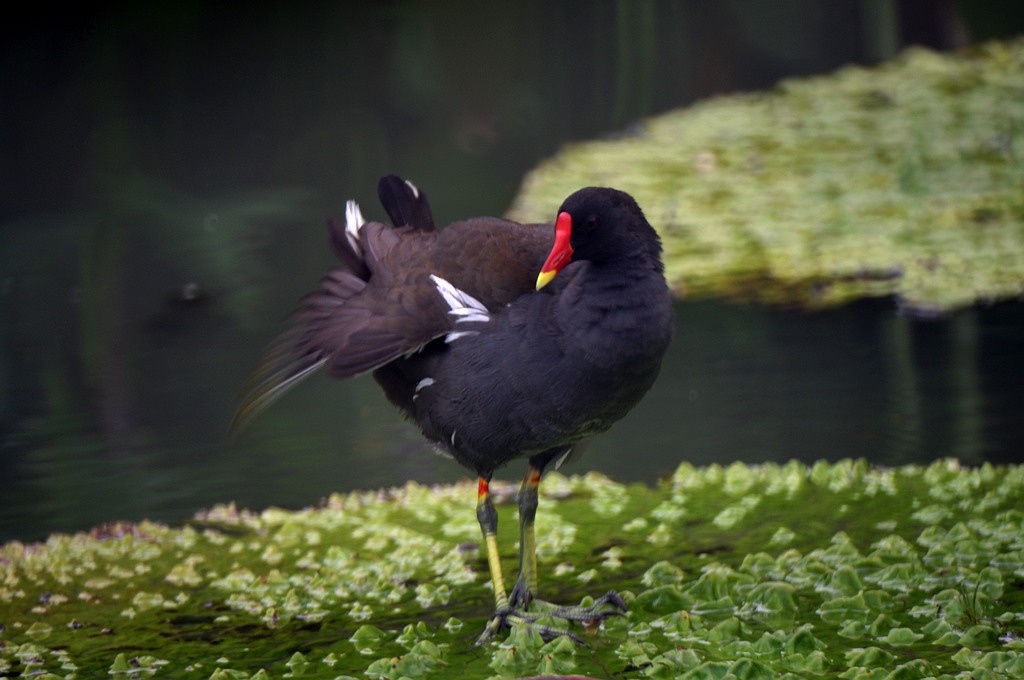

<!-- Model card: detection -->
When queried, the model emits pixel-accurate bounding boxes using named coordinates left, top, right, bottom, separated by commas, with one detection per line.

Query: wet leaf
left=845, top=645, right=895, bottom=667
left=879, top=627, right=924, bottom=646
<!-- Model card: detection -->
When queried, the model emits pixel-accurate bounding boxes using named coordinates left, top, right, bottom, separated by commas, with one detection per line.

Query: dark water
left=3, top=3, right=1023, bottom=543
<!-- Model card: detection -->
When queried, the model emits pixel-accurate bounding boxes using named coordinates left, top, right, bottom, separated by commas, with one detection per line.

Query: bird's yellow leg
left=476, top=475, right=509, bottom=609
left=475, top=475, right=510, bottom=644
left=475, top=464, right=627, bottom=645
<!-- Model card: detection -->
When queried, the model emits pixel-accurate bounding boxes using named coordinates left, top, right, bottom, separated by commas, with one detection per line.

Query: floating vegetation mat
left=508, top=38, right=1024, bottom=316
left=2, top=459, right=1023, bottom=678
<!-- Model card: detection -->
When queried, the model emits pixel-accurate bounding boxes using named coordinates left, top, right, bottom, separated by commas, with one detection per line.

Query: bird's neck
left=562, top=262, right=672, bottom=364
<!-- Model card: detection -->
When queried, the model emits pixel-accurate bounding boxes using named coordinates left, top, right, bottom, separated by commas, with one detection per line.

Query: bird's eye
left=584, top=215, right=599, bottom=230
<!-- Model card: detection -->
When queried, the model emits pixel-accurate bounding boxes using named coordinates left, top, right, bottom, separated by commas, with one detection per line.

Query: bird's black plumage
left=373, top=186, right=672, bottom=473
left=233, top=176, right=674, bottom=643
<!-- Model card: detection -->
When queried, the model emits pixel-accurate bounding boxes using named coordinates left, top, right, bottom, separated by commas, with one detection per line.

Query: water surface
left=3, top=3, right=1022, bottom=543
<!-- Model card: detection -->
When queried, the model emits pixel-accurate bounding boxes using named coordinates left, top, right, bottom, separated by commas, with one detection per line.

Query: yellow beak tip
left=536, top=270, right=556, bottom=290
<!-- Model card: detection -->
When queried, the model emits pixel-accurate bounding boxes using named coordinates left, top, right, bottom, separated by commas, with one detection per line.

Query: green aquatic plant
left=1, top=459, right=1023, bottom=678
left=508, top=38, right=1024, bottom=315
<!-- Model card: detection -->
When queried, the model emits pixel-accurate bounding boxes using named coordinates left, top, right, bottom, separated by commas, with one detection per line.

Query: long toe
left=475, top=591, right=627, bottom=645
left=535, top=590, right=627, bottom=624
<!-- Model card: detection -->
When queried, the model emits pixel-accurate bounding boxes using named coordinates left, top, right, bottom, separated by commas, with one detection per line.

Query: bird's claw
left=475, top=590, right=627, bottom=645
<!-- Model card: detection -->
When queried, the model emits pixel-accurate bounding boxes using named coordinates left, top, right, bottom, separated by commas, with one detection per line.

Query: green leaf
left=879, top=627, right=923, bottom=646
left=844, top=646, right=895, bottom=667
left=837, top=619, right=869, bottom=640
left=644, top=648, right=702, bottom=677
left=643, top=560, right=687, bottom=587
left=828, top=565, right=866, bottom=595
left=634, top=585, right=694, bottom=614
left=784, top=625, right=826, bottom=656
left=680, top=660, right=732, bottom=679
left=742, top=581, right=798, bottom=613
left=706, top=617, right=747, bottom=644
left=349, top=624, right=386, bottom=655
left=727, top=657, right=775, bottom=680
left=817, top=593, right=871, bottom=623
left=959, top=624, right=999, bottom=647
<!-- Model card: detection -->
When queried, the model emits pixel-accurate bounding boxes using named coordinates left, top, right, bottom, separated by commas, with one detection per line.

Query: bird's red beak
left=536, top=211, right=574, bottom=290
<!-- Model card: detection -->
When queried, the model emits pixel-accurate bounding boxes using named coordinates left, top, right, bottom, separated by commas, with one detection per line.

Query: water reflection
left=4, top=294, right=1022, bottom=543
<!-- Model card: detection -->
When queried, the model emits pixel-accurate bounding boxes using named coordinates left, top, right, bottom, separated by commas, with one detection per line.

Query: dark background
left=2, top=1, right=1023, bottom=542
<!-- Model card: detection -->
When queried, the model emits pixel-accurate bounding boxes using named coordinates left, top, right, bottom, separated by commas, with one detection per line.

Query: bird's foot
left=475, top=590, right=627, bottom=645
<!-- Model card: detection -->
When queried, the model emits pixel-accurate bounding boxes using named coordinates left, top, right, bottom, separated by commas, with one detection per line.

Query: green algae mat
left=2, top=459, right=1023, bottom=678
left=508, top=38, right=1024, bottom=315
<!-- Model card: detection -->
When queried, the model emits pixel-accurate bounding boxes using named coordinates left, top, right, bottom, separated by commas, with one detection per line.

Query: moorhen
left=233, top=176, right=674, bottom=643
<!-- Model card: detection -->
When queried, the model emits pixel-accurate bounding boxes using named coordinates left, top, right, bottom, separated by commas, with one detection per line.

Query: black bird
left=233, top=176, right=674, bottom=643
